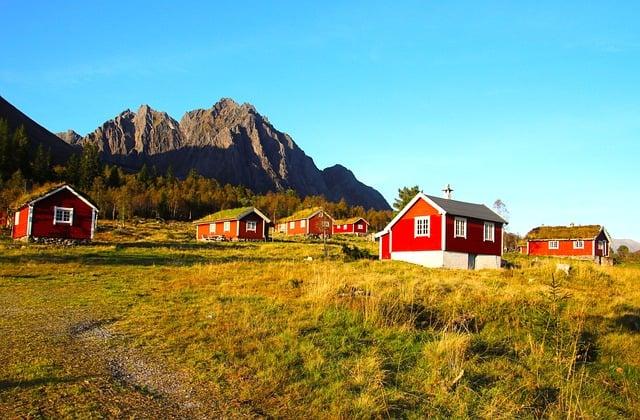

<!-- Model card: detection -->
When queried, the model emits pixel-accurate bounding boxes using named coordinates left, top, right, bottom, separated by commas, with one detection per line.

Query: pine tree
left=32, top=144, right=52, bottom=182
left=393, top=185, right=420, bottom=212
left=0, top=118, right=10, bottom=180
left=107, top=165, right=121, bottom=188
left=13, top=125, right=30, bottom=178
left=65, top=153, right=81, bottom=186
left=80, top=143, right=101, bottom=188
left=165, top=165, right=176, bottom=185
left=137, top=164, right=150, bottom=184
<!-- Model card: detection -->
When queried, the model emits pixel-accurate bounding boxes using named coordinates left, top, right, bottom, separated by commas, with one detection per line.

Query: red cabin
left=332, top=217, right=369, bottom=235
left=195, top=207, right=271, bottom=241
left=11, top=184, right=99, bottom=242
left=276, top=207, right=333, bottom=238
left=375, top=192, right=506, bottom=269
left=522, top=225, right=612, bottom=263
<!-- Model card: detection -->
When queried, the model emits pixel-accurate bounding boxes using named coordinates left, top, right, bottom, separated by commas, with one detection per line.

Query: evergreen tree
left=80, top=143, right=101, bottom=188
left=65, top=153, right=81, bottom=186
left=106, top=165, right=121, bottom=188
left=32, top=144, right=52, bottom=182
left=0, top=118, right=10, bottom=180
left=13, top=125, right=30, bottom=177
left=393, top=185, right=420, bottom=212
left=137, top=164, right=150, bottom=184
left=165, top=165, right=176, bottom=184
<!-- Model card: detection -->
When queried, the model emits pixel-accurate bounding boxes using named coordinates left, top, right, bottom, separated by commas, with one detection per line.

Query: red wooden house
left=375, top=192, right=507, bottom=269
left=194, top=207, right=271, bottom=241
left=276, top=207, right=333, bottom=238
left=522, top=225, right=611, bottom=262
left=11, top=184, right=99, bottom=242
left=332, top=217, right=369, bottom=235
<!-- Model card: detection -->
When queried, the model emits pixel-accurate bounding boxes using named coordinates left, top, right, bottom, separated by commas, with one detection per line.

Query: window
left=454, top=217, right=467, bottom=238
left=246, top=221, right=257, bottom=232
left=53, top=206, right=73, bottom=225
left=356, top=224, right=363, bottom=229
left=484, top=222, right=495, bottom=242
left=343, top=224, right=347, bottom=229
left=223, top=221, right=231, bottom=232
left=289, top=221, right=295, bottom=229
left=414, top=216, right=430, bottom=237
left=549, top=240, right=559, bottom=249
left=14, top=212, right=19, bottom=225
left=301, top=219, right=306, bottom=228
left=209, top=223, right=215, bottom=233
left=573, top=239, right=584, bottom=249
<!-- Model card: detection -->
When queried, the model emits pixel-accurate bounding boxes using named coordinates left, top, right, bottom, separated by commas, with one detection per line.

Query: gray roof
left=426, top=195, right=507, bottom=224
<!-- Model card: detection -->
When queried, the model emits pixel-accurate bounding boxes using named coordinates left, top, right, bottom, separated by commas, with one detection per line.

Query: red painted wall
left=197, top=220, right=239, bottom=240
left=238, top=214, right=268, bottom=240
left=445, top=215, right=502, bottom=256
left=285, top=218, right=308, bottom=235
left=390, top=198, right=442, bottom=252
left=380, top=233, right=391, bottom=260
left=30, top=189, right=94, bottom=240
left=527, top=239, right=594, bottom=256
left=308, top=213, right=332, bottom=236
left=594, top=230, right=609, bottom=257
left=334, top=219, right=369, bottom=235
left=11, top=206, right=30, bottom=239
left=196, top=212, right=269, bottom=241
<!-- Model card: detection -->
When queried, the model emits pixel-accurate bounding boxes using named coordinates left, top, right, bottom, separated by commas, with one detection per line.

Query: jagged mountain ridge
left=65, top=98, right=391, bottom=210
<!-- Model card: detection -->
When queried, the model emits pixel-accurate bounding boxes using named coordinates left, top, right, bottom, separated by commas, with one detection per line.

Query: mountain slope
left=73, top=99, right=391, bottom=210
left=612, top=239, right=640, bottom=253
left=0, top=95, right=76, bottom=164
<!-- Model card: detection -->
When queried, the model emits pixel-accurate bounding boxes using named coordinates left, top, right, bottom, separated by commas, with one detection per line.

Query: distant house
left=522, top=224, right=612, bottom=262
left=332, top=217, right=369, bottom=235
left=276, top=207, right=333, bottom=238
left=12, top=184, right=99, bottom=242
left=375, top=192, right=507, bottom=269
left=194, top=207, right=271, bottom=241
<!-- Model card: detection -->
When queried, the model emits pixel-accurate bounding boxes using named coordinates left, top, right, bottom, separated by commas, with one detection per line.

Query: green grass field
left=1, top=219, right=639, bottom=418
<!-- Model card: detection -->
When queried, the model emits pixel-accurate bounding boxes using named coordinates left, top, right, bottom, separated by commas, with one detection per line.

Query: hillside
left=64, top=99, right=391, bottom=210
left=0, top=95, right=76, bottom=164
left=612, top=238, right=640, bottom=253
left=1, top=221, right=639, bottom=417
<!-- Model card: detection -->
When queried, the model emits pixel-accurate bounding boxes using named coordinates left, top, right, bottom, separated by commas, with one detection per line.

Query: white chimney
left=442, top=184, right=454, bottom=199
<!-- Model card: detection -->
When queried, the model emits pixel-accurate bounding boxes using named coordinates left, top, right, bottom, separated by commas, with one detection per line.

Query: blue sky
left=1, top=1, right=639, bottom=238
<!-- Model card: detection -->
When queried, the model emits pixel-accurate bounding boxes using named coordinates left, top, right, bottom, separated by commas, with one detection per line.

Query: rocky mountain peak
left=57, top=129, right=83, bottom=146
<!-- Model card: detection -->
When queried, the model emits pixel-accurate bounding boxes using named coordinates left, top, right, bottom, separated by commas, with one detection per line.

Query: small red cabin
left=195, top=207, right=271, bottom=241
left=276, top=207, right=333, bottom=238
left=522, top=225, right=611, bottom=263
left=332, top=217, right=369, bottom=235
left=375, top=192, right=506, bottom=269
left=11, top=184, right=99, bottom=242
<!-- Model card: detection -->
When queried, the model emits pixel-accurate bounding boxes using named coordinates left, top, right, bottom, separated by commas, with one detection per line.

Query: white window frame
left=223, top=221, right=231, bottom=232
left=548, top=240, right=559, bottom=250
left=14, top=212, right=20, bottom=225
left=573, top=239, right=584, bottom=249
left=53, top=206, right=73, bottom=225
left=209, top=223, right=215, bottom=233
left=414, top=216, right=430, bottom=237
left=356, top=224, right=363, bottom=229
left=300, top=219, right=306, bottom=228
left=289, top=221, right=295, bottom=229
left=343, top=224, right=347, bottom=229
left=454, top=217, right=467, bottom=238
left=483, top=222, right=495, bottom=242
left=246, top=220, right=257, bottom=232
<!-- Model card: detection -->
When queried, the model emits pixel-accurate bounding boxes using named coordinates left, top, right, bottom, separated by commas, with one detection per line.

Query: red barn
left=332, top=217, right=369, bottom=235
left=276, top=207, right=333, bottom=238
left=11, top=184, right=98, bottom=242
left=522, top=225, right=612, bottom=263
left=194, top=207, right=271, bottom=241
left=375, top=192, right=507, bottom=269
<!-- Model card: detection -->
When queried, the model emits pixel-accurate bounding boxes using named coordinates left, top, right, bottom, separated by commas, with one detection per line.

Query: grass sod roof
left=193, top=207, right=256, bottom=224
left=525, top=225, right=603, bottom=240
left=278, top=207, right=327, bottom=223
left=333, top=217, right=368, bottom=225
left=12, top=183, right=98, bottom=210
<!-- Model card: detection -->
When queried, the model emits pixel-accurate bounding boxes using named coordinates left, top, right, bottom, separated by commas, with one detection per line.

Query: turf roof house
left=11, top=184, right=99, bottom=242
left=276, top=207, right=333, bottom=237
left=332, top=217, right=369, bottom=235
left=375, top=191, right=507, bottom=269
left=522, top=225, right=612, bottom=261
left=194, top=207, right=271, bottom=241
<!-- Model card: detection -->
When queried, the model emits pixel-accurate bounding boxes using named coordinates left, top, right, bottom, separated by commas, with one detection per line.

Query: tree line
left=0, top=123, right=393, bottom=230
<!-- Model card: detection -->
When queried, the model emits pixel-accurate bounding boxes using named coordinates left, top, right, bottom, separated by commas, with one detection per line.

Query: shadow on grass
left=0, top=376, right=88, bottom=390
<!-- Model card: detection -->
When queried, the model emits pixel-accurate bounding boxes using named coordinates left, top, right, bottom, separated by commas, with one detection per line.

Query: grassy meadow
left=1, top=219, right=639, bottom=418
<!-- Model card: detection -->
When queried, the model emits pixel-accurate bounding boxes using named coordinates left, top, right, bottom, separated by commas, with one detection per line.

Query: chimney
left=442, top=184, right=454, bottom=199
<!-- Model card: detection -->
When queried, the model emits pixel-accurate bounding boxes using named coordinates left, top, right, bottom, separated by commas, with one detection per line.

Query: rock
left=556, top=263, right=572, bottom=275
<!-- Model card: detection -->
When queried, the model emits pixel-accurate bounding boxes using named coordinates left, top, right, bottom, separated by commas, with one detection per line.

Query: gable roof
left=278, top=207, right=333, bottom=223
left=13, top=183, right=98, bottom=211
left=375, top=192, right=505, bottom=237
left=525, top=225, right=608, bottom=241
left=194, top=207, right=271, bottom=224
left=334, top=217, right=368, bottom=225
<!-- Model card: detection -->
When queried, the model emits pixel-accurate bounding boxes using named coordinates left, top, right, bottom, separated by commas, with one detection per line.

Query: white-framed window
left=414, top=216, right=430, bottom=237
left=454, top=217, right=467, bottom=238
left=573, top=239, right=584, bottom=249
left=209, top=223, right=215, bottom=233
left=246, top=221, right=257, bottom=232
left=343, top=224, right=347, bottom=229
left=549, top=240, right=559, bottom=250
left=484, top=222, right=495, bottom=242
left=322, top=221, right=331, bottom=228
left=53, top=206, right=73, bottom=225
left=301, top=219, right=306, bottom=228
left=356, top=224, right=363, bottom=229
left=223, top=221, right=231, bottom=232
left=14, top=212, right=20, bottom=225
left=289, top=221, right=295, bottom=229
